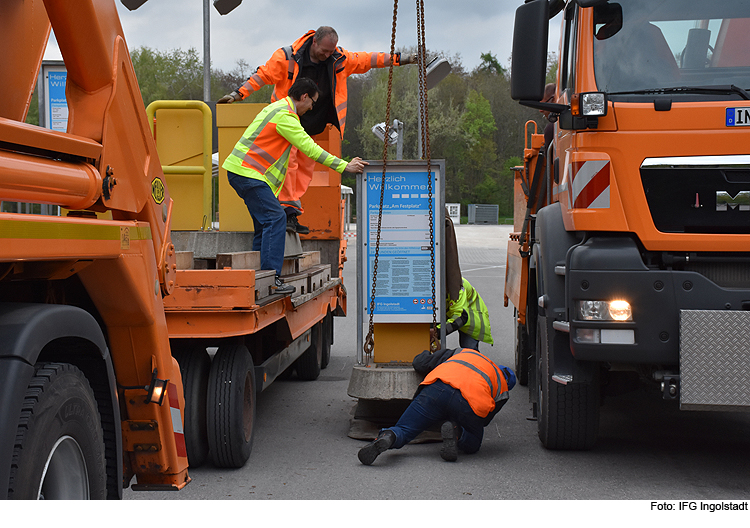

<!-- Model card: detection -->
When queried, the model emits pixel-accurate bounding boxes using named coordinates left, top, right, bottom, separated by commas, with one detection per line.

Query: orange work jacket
left=421, top=349, right=510, bottom=418
left=237, top=30, right=403, bottom=136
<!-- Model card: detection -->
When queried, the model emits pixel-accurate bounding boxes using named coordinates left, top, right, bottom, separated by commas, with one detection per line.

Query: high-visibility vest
left=446, top=278, right=493, bottom=345
left=237, top=30, right=402, bottom=136
left=221, top=97, right=347, bottom=196
left=421, top=349, right=510, bottom=418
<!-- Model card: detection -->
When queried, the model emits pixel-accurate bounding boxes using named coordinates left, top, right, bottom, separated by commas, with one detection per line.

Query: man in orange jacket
left=218, top=26, right=415, bottom=234
left=357, top=348, right=516, bottom=465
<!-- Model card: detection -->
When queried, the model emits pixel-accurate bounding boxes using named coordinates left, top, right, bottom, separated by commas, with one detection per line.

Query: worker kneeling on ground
left=222, top=77, right=367, bottom=294
left=358, top=348, right=516, bottom=465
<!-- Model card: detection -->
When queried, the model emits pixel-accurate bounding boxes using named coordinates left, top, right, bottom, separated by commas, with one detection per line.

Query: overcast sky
left=44, top=0, right=560, bottom=77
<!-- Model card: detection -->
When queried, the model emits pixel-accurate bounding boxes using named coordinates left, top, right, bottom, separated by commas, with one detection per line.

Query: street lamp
left=204, top=0, right=243, bottom=102
left=418, top=57, right=451, bottom=159
left=121, top=0, right=242, bottom=102
left=371, top=119, right=404, bottom=160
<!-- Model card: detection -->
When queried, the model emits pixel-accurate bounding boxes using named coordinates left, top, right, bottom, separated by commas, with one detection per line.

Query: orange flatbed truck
left=0, top=0, right=344, bottom=499
left=506, top=0, right=750, bottom=450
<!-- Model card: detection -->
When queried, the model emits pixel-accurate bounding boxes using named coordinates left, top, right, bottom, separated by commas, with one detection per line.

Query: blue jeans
left=458, top=332, right=480, bottom=352
left=227, top=172, right=286, bottom=276
left=388, top=380, right=487, bottom=454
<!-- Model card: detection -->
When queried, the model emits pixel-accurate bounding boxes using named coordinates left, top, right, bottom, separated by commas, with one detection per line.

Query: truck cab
left=507, top=0, right=750, bottom=449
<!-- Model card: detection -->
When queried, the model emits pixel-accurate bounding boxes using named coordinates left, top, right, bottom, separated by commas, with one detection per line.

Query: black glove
left=445, top=310, right=468, bottom=334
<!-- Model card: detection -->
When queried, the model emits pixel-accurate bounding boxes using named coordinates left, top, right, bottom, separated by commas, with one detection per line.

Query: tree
left=546, top=52, right=558, bottom=84
left=475, top=52, right=506, bottom=76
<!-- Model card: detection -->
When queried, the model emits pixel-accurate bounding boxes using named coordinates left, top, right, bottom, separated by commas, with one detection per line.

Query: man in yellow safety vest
left=444, top=278, right=494, bottom=352
left=222, top=77, right=367, bottom=294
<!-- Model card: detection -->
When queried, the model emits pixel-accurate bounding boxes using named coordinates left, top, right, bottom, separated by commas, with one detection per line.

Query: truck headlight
left=571, top=92, right=608, bottom=117
left=577, top=300, right=632, bottom=321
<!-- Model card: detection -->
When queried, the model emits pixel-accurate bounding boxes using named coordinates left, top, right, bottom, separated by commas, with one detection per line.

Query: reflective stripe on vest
left=444, top=349, right=507, bottom=402
left=282, top=45, right=294, bottom=80
left=451, top=278, right=493, bottom=345
left=468, top=294, right=487, bottom=342
left=421, top=349, right=509, bottom=417
left=224, top=99, right=295, bottom=194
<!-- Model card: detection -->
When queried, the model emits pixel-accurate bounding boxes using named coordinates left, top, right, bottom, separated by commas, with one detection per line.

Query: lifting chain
left=416, top=0, right=438, bottom=351
left=363, top=0, right=438, bottom=362
left=363, top=0, right=399, bottom=364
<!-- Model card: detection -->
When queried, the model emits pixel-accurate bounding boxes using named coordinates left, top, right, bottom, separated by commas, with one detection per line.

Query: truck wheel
left=207, top=344, right=256, bottom=468
left=296, top=322, right=322, bottom=380
left=321, top=314, right=333, bottom=369
left=173, top=343, right=211, bottom=467
left=514, top=311, right=529, bottom=386
left=8, top=363, right=107, bottom=499
left=537, top=317, right=600, bottom=450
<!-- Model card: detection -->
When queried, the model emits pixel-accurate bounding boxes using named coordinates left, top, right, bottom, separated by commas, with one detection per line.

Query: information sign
left=358, top=161, right=445, bottom=323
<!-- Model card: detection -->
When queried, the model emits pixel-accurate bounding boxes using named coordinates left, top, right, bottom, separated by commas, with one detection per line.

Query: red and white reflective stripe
left=168, top=383, right=187, bottom=458
left=570, top=160, right=610, bottom=209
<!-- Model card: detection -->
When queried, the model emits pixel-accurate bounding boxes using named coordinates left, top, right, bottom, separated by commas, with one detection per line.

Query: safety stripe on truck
left=570, top=160, right=610, bottom=209
left=168, top=383, right=187, bottom=458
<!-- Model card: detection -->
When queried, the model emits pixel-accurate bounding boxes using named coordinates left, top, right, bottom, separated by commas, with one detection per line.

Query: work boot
left=440, top=421, right=458, bottom=462
left=272, top=276, right=295, bottom=295
left=286, top=214, right=310, bottom=235
left=358, top=429, right=396, bottom=465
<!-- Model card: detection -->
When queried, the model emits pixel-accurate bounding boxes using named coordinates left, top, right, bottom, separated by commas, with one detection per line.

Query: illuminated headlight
left=577, top=300, right=632, bottom=321
left=581, top=92, right=607, bottom=116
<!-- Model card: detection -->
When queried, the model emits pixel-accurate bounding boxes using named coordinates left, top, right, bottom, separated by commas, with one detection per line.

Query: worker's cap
left=499, top=366, right=516, bottom=391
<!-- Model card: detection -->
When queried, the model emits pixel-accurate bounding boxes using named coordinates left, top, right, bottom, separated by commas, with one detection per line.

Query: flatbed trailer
left=0, top=0, right=348, bottom=498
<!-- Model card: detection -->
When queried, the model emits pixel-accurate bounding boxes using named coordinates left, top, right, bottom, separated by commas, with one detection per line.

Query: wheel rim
left=38, top=435, right=89, bottom=500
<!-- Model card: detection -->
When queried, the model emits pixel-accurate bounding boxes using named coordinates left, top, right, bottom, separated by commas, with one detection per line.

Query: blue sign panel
left=360, top=162, right=444, bottom=323
left=47, top=70, right=68, bottom=132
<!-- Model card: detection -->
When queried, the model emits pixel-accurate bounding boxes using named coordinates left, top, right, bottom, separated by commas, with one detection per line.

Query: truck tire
left=173, top=344, right=211, bottom=468
left=537, top=317, right=600, bottom=450
left=514, top=311, right=530, bottom=386
left=207, top=344, right=256, bottom=468
left=321, top=314, right=333, bottom=370
left=296, top=322, right=322, bottom=380
left=8, top=363, right=107, bottom=499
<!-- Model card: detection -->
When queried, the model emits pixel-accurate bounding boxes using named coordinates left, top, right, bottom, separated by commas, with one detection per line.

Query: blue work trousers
left=228, top=172, right=286, bottom=276
left=389, top=380, right=487, bottom=454
left=458, top=332, right=480, bottom=352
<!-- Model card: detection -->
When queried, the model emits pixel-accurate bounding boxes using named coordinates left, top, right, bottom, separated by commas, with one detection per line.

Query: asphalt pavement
left=124, top=223, right=750, bottom=516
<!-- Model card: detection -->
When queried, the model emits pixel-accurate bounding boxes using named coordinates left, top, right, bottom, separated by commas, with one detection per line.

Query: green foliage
left=129, top=46, right=260, bottom=107
left=546, top=52, right=558, bottom=84
left=476, top=52, right=506, bottom=76
left=25, top=88, right=39, bottom=126
left=130, top=46, right=204, bottom=106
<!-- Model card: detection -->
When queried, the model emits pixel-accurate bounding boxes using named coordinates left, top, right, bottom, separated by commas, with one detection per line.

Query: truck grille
left=684, top=260, right=750, bottom=289
left=640, top=156, right=750, bottom=234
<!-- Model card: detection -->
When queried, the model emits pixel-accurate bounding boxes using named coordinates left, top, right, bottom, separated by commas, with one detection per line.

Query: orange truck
left=0, top=0, right=345, bottom=498
left=505, top=0, right=750, bottom=450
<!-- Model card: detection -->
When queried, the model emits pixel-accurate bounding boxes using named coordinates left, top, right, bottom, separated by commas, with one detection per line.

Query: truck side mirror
left=510, top=0, right=550, bottom=102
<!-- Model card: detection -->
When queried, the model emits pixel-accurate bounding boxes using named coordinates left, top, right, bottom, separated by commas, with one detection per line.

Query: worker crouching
left=358, top=348, right=516, bottom=465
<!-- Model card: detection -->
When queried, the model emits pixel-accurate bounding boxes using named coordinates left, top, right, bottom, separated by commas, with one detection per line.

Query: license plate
left=726, top=107, right=750, bottom=126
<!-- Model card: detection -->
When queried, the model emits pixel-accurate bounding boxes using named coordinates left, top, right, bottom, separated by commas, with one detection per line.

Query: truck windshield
left=593, top=0, right=750, bottom=98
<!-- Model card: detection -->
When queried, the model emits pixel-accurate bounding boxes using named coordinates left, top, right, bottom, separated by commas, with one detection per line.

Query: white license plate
left=726, top=107, right=750, bottom=126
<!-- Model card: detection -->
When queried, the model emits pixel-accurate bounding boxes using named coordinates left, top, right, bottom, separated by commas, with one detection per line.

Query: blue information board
left=46, top=70, right=68, bottom=132
left=358, top=161, right=444, bottom=323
